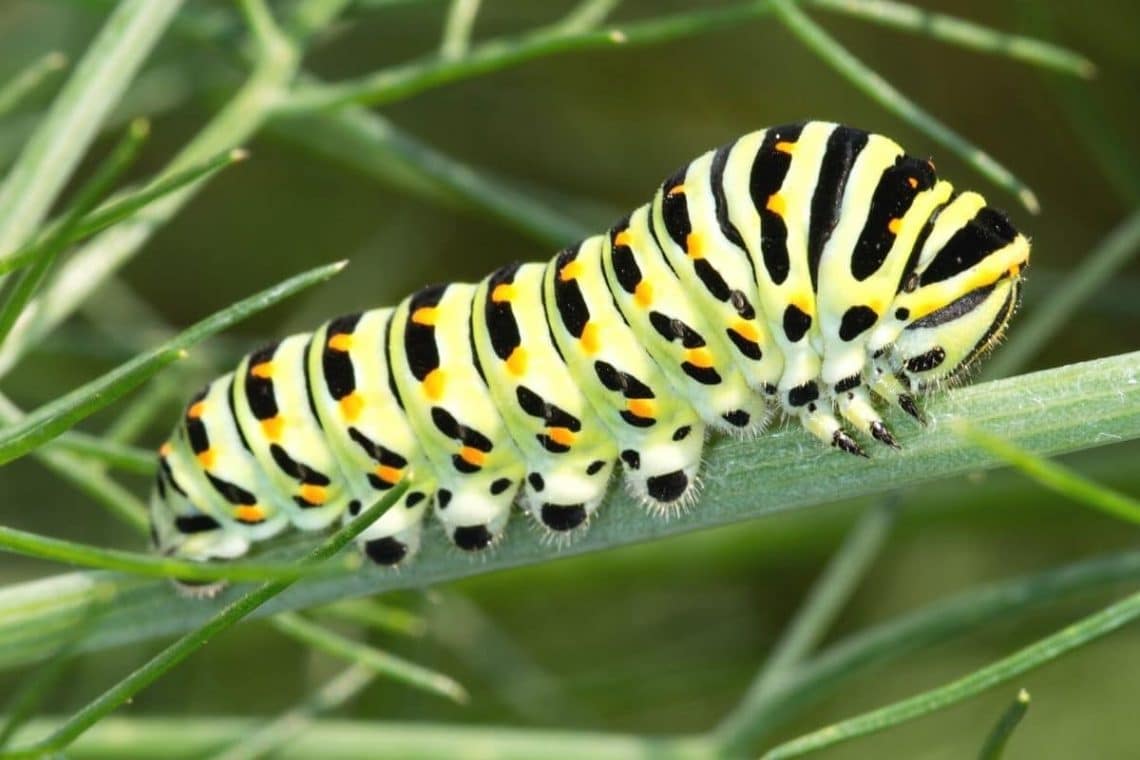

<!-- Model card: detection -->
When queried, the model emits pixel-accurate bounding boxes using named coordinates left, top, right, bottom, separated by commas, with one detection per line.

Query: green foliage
left=0, top=1, right=1136, bottom=758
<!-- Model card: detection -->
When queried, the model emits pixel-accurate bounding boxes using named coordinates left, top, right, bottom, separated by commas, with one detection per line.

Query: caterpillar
left=150, top=121, right=1030, bottom=577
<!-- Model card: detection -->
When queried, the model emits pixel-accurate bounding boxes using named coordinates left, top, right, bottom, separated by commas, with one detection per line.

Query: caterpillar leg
left=546, top=239, right=710, bottom=515
left=352, top=485, right=433, bottom=566
left=470, top=263, right=619, bottom=536
left=518, top=460, right=617, bottom=533
left=389, top=283, right=529, bottom=553
left=150, top=450, right=251, bottom=598
left=837, top=385, right=900, bottom=449
left=152, top=428, right=267, bottom=562
left=799, top=405, right=867, bottom=457
left=433, top=476, right=521, bottom=551
left=869, top=366, right=925, bottom=424
left=619, top=421, right=707, bottom=512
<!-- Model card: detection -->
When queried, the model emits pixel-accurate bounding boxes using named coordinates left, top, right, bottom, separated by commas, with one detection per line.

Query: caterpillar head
left=894, top=274, right=1022, bottom=390
left=891, top=198, right=1030, bottom=390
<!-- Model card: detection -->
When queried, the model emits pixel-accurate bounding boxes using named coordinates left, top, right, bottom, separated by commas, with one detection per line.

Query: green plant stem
left=8, top=717, right=716, bottom=760
left=315, top=598, right=427, bottom=637
left=0, top=484, right=406, bottom=760
left=0, top=52, right=68, bottom=116
left=1016, top=3, right=1140, bottom=204
left=807, top=0, right=1094, bottom=77
left=556, top=0, right=623, bottom=33
left=239, top=0, right=296, bottom=60
left=0, top=261, right=345, bottom=466
left=0, top=347, right=181, bottom=466
left=45, top=433, right=153, bottom=476
left=715, top=546, right=1140, bottom=747
left=426, top=590, right=591, bottom=724
left=0, top=523, right=360, bottom=584
left=771, top=0, right=1038, bottom=213
left=278, top=2, right=779, bottom=112
left=0, top=0, right=182, bottom=256
left=978, top=689, right=1030, bottom=760
left=0, top=119, right=149, bottom=346
left=0, top=0, right=335, bottom=379
left=0, top=393, right=150, bottom=532
left=760, top=588, right=1140, bottom=759
left=101, top=375, right=182, bottom=445
left=439, top=0, right=482, bottom=59
left=0, top=148, right=247, bottom=276
left=953, top=420, right=1140, bottom=524
left=206, top=663, right=377, bottom=760
left=59, top=2, right=598, bottom=251
left=0, top=350, right=1135, bottom=668
left=268, top=102, right=593, bottom=247
left=984, top=207, right=1140, bottom=379
left=0, top=600, right=108, bottom=750
left=713, top=497, right=898, bottom=752
left=271, top=612, right=467, bottom=703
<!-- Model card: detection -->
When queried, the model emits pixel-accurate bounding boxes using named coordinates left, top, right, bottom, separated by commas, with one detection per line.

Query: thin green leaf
left=0, top=119, right=150, bottom=346
left=9, top=716, right=714, bottom=759
left=0, top=603, right=98, bottom=750
left=0, top=148, right=248, bottom=276
left=1016, top=4, right=1140, bottom=204
left=0, top=260, right=345, bottom=467
left=0, top=0, right=329, bottom=380
left=0, top=52, right=68, bottom=117
left=269, top=104, right=593, bottom=247
left=714, top=497, right=898, bottom=752
left=0, top=484, right=406, bottom=760
left=102, top=370, right=188, bottom=445
left=119, top=2, right=603, bottom=251
left=0, top=0, right=183, bottom=255
left=761, top=589, right=1140, bottom=759
left=0, top=350, right=1135, bottom=668
left=979, top=689, right=1031, bottom=760
left=984, top=207, right=1140, bottom=379
left=952, top=420, right=1140, bottom=525
left=206, top=664, right=377, bottom=760
left=44, top=433, right=153, bottom=476
left=271, top=611, right=467, bottom=704
left=426, top=590, right=590, bottom=724
left=718, top=548, right=1140, bottom=747
left=0, top=523, right=360, bottom=584
left=0, top=390, right=149, bottom=532
left=238, top=0, right=296, bottom=59
left=277, top=2, right=779, bottom=112
left=771, top=0, right=1039, bottom=213
left=555, top=0, right=623, bottom=34
left=78, top=147, right=249, bottom=245
left=807, top=0, right=1095, bottom=78
left=315, top=598, right=427, bottom=638
left=439, top=0, right=482, bottom=59
left=0, top=350, right=180, bottom=469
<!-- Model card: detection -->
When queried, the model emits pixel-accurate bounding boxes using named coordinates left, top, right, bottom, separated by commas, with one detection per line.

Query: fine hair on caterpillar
left=149, top=121, right=1030, bottom=582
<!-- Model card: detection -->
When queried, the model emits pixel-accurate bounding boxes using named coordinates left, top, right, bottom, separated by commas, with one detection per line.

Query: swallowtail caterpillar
left=150, top=122, right=1030, bottom=584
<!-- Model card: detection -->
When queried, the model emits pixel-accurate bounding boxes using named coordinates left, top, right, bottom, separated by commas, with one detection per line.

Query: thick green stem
left=0, top=350, right=1135, bottom=669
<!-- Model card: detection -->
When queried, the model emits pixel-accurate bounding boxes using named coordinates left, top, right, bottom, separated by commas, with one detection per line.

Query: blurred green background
left=0, top=1, right=1138, bottom=757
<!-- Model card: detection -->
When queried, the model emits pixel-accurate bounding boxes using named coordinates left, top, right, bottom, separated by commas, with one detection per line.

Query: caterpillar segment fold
left=149, top=122, right=1030, bottom=574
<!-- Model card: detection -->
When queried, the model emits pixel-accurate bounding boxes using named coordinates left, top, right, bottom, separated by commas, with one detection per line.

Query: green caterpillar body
left=151, top=121, right=1030, bottom=572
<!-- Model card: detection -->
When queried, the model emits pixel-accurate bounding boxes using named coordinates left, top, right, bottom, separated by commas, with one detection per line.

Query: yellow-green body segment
left=151, top=122, right=1030, bottom=569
